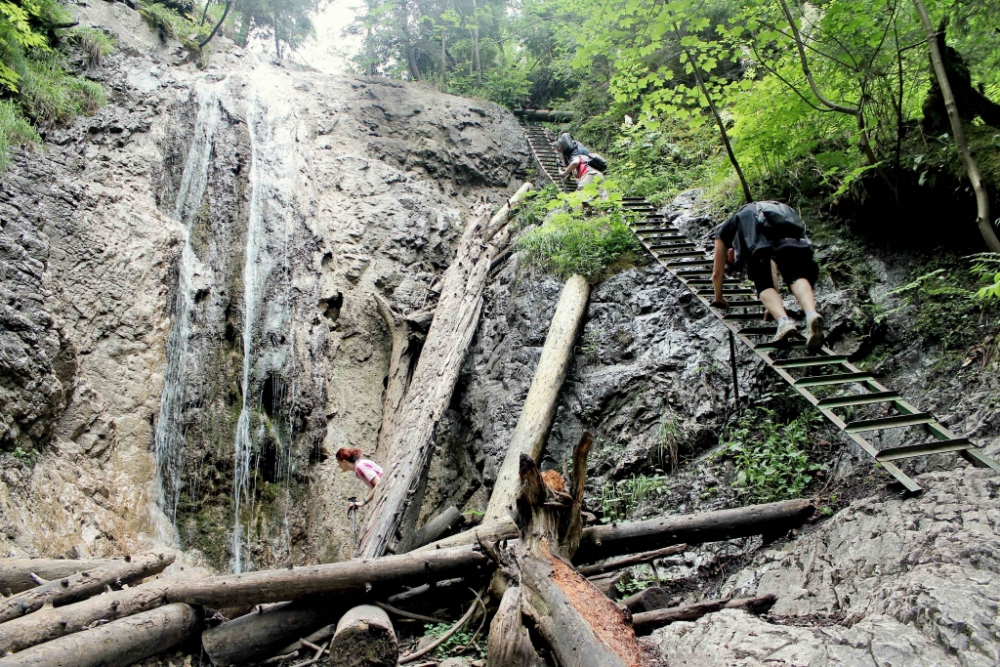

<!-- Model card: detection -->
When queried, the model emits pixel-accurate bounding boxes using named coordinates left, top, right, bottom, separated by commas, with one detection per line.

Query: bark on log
left=0, top=558, right=112, bottom=596
left=483, top=274, right=590, bottom=524
left=202, top=600, right=344, bottom=666
left=327, top=605, right=398, bottom=667
left=631, top=595, right=777, bottom=635
left=513, top=109, right=575, bottom=121
left=574, top=499, right=814, bottom=563
left=0, top=551, right=174, bottom=624
left=162, top=546, right=488, bottom=608
left=620, top=586, right=671, bottom=614
left=418, top=499, right=812, bottom=560
left=0, top=603, right=202, bottom=667
left=358, top=183, right=533, bottom=558
left=486, top=587, right=544, bottom=667
left=0, top=585, right=169, bottom=655
left=499, top=440, right=644, bottom=667
left=401, top=505, right=463, bottom=553
left=577, top=544, right=687, bottom=577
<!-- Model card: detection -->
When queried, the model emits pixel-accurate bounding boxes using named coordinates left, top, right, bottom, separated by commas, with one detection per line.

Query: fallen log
left=401, top=505, right=463, bottom=553
left=483, top=274, right=590, bottom=524
left=327, top=605, right=397, bottom=667
left=0, top=603, right=202, bottom=667
left=574, top=499, right=814, bottom=563
left=486, top=587, right=544, bottom=667
left=0, top=584, right=169, bottom=655
left=0, top=551, right=174, bottom=624
left=0, top=558, right=112, bottom=596
left=359, top=183, right=533, bottom=558
left=202, top=600, right=344, bottom=666
left=620, top=586, right=671, bottom=614
left=578, top=544, right=687, bottom=577
left=418, top=499, right=813, bottom=562
left=631, top=595, right=778, bottom=635
left=163, top=546, right=488, bottom=608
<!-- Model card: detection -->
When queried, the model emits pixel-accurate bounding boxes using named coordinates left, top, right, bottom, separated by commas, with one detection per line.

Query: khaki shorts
left=577, top=172, right=607, bottom=199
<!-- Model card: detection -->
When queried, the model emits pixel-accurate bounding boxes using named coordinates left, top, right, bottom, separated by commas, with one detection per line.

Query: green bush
left=516, top=184, right=646, bottom=283
left=69, top=26, right=117, bottom=68
left=722, top=405, right=823, bottom=502
left=0, top=100, right=39, bottom=170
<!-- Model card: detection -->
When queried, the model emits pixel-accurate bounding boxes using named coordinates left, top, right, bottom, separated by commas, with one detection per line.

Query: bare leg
left=788, top=279, right=817, bottom=313
left=758, top=288, right=789, bottom=321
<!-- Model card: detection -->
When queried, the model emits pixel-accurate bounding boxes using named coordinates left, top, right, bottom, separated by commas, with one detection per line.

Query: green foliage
left=422, top=622, right=486, bottom=660
left=515, top=183, right=646, bottom=283
left=139, top=2, right=185, bottom=40
left=0, top=0, right=107, bottom=170
left=971, top=253, right=1000, bottom=300
left=721, top=404, right=823, bottom=502
left=654, top=416, right=681, bottom=473
left=599, top=473, right=669, bottom=522
left=0, top=100, right=39, bottom=170
left=69, top=27, right=117, bottom=68
left=616, top=574, right=653, bottom=596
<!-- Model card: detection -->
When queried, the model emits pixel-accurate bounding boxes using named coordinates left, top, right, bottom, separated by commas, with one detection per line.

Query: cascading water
left=154, top=89, right=221, bottom=537
left=231, top=85, right=299, bottom=573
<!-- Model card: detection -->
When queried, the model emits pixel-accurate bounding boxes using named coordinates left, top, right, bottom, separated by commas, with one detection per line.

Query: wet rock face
left=0, top=0, right=527, bottom=567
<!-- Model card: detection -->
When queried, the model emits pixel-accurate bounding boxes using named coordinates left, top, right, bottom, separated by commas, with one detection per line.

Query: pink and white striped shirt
left=355, top=459, right=383, bottom=488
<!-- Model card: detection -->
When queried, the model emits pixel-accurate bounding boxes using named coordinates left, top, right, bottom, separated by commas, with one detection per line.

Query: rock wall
left=0, top=0, right=527, bottom=568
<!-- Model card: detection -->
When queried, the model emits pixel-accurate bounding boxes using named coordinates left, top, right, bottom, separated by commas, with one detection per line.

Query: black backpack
left=586, top=153, right=608, bottom=172
left=754, top=201, right=806, bottom=240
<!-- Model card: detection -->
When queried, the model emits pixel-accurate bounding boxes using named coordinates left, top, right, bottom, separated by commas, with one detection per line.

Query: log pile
left=0, top=184, right=815, bottom=665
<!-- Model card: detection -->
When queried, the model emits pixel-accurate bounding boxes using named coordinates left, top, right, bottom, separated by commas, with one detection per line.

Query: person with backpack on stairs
left=555, top=132, right=608, bottom=192
left=711, top=201, right=825, bottom=352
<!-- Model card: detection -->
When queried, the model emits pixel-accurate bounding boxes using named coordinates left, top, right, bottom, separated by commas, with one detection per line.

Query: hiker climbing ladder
left=521, top=122, right=572, bottom=193
left=519, top=121, right=1000, bottom=494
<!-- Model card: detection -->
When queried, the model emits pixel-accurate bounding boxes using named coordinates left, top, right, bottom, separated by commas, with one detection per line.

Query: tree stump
left=327, top=604, right=398, bottom=667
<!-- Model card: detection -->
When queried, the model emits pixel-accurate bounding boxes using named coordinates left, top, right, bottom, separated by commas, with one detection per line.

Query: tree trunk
left=198, top=0, right=231, bottom=48
left=418, top=499, right=813, bottom=561
left=401, top=505, right=463, bottom=553
left=620, top=586, right=671, bottom=614
left=0, top=585, right=169, bottom=655
left=630, top=595, right=777, bottom=635
left=577, top=544, right=686, bottom=578
left=500, top=442, right=644, bottom=667
left=912, top=0, right=1000, bottom=251
left=164, top=546, right=488, bottom=608
left=0, top=604, right=201, bottom=667
left=484, top=274, right=590, bottom=524
left=0, top=558, right=112, bottom=596
left=357, top=183, right=533, bottom=558
left=486, top=586, right=545, bottom=667
left=574, top=498, right=814, bottom=563
left=0, top=551, right=174, bottom=624
left=471, top=0, right=482, bottom=85
left=327, top=605, right=398, bottom=667
left=513, top=109, right=576, bottom=121
left=440, top=28, right=447, bottom=91
left=372, top=295, right=431, bottom=463
left=202, top=600, right=343, bottom=666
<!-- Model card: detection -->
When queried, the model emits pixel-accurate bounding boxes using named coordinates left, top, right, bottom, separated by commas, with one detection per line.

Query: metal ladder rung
left=845, top=413, right=935, bottom=433
left=725, top=300, right=763, bottom=308
left=684, top=278, right=741, bottom=285
left=753, top=340, right=808, bottom=351
left=816, top=391, right=901, bottom=408
left=723, top=312, right=766, bottom=321
left=656, top=251, right=707, bottom=260
left=876, top=438, right=971, bottom=462
left=650, top=242, right=697, bottom=249
left=794, top=372, right=873, bottom=387
left=739, top=326, right=778, bottom=335
left=772, top=355, right=849, bottom=368
left=698, top=288, right=754, bottom=296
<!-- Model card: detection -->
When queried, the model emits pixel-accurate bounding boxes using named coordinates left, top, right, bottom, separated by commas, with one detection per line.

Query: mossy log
left=0, top=603, right=201, bottom=667
left=0, top=551, right=174, bottom=624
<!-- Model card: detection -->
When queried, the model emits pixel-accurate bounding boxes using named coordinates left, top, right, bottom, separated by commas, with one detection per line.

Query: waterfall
left=154, top=89, right=221, bottom=535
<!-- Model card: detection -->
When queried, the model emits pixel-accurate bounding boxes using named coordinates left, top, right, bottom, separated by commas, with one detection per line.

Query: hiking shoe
left=773, top=317, right=797, bottom=343
left=806, top=312, right=825, bottom=353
